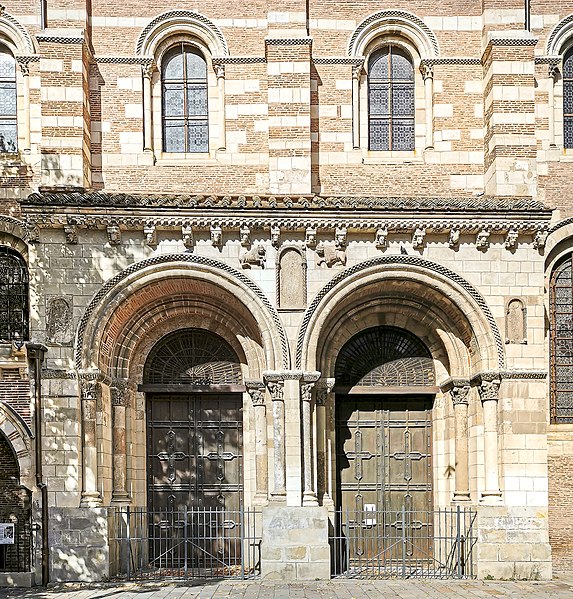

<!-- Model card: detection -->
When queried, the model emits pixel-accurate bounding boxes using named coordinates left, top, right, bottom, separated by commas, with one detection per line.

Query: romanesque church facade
left=0, top=0, right=572, bottom=585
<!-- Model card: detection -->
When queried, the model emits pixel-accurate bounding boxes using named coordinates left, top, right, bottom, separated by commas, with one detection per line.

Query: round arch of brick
left=296, top=257, right=504, bottom=377
left=347, top=10, right=440, bottom=58
left=77, top=255, right=290, bottom=379
left=0, top=404, right=32, bottom=488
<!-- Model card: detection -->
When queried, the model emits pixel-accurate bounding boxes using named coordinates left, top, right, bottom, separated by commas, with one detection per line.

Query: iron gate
left=108, top=506, right=261, bottom=580
left=330, top=505, right=477, bottom=579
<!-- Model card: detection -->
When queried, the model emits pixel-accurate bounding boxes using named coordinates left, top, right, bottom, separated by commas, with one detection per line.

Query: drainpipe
left=26, top=343, right=48, bottom=586
left=525, top=0, right=531, bottom=31
left=40, top=1, right=47, bottom=30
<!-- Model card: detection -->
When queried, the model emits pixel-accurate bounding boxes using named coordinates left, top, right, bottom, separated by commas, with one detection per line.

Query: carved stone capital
left=450, top=385, right=470, bottom=406
left=266, top=380, right=284, bottom=402
left=141, top=61, right=155, bottom=79
left=352, top=64, right=363, bottom=80
left=316, top=378, right=335, bottom=406
left=478, top=379, right=500, bottom=402
left=300, top=382, right=314, bottom=403
left=420, top=62, right=434, bottom=80
left=81, top=379, right=101, bottom=403
left=214, top=63, right=225, bottom=79
left=246, top=380, right=266, bottom=406
left=111, top=379, right=130, bottom=407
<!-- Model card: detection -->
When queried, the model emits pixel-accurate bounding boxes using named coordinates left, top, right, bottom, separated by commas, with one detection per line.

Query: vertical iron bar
left=126, top=507, right=131, bottom=581
left=401, top=505, right=406, bottom=578
left=456, top=505, right=461, bottom=579
left=240, top=505, right=245, bottom=580
left=184, top=509, right=188, bottom=578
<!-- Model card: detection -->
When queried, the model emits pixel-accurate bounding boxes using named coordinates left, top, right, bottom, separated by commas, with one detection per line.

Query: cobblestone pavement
left=1, top=577, right=573, bottom=599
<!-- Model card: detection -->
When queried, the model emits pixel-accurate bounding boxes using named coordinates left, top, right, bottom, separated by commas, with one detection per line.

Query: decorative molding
left=35, top=33, right=84, bottom=44
left=212, top=56, right=266, bottom=64
left=23, top=191, right=550, bottom=214
left=0, top=10, right=35, bottom=53
left=136, top=10, right=229, bottom=56
left=313, top=57, right=365, bottom=65
left=421, top=57, right=481, bottom=66
left=547, top=14, right=573, bottom=55
left=488, top=37, right=538, bottom=47
left=96, top=56, right=154, bottom=65
left=75, top=254, right=290, bottom=371
left=265, top=37, right=312, bottom=46
left=348, top=10, right=439, bottom=57
left=41, top=368, right=76, bottom=380
left=295, top=255, right=505, bottom=370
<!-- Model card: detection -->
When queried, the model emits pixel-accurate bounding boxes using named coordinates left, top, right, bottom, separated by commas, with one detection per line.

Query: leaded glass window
left=564, top=49, right=573, bottom=148
left=368, top=45, right=415, bottom=151
left=162, top=44, right=208, bottom=153
left=550, top=255, right=573, bottom=423
left=0, top=46, right=17, bottom=153
left=0, top=248, right=28, bottom=342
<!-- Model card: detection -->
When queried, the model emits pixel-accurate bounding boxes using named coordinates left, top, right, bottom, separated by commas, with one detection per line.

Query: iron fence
left=108, top=506, right=262, bottom=581
left=330, top=505, right=477, bottom=579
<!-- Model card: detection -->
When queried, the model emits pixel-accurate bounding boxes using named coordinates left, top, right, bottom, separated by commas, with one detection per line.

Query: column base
left=302, top=491, right=318, bottom=506
left=453, top=492, right=471, bottom=502
left=480, top=490, right=502, bottom=504
left=80, top=491, right=103, bottom=507
left=110, top=492, right=130, bottom=506
left=253, top=493, right=269, bottom=506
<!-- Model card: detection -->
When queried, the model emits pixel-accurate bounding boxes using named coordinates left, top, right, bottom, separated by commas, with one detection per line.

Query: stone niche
left=261, top=506, right=330, bottom=580
left=277, top=246, right=306, bottom=309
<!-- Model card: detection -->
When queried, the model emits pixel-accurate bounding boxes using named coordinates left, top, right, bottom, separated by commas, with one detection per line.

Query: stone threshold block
left=261, top=505, right=330, bottom=580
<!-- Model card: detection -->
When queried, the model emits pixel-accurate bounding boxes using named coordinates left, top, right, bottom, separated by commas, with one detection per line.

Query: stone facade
left=0, top=0, right=572, bottom=585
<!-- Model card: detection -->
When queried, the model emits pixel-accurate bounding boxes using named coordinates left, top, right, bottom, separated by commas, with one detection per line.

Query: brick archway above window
left=347, top=10, right=439, bottom=58
left=136, top=10, right=229, bottom=58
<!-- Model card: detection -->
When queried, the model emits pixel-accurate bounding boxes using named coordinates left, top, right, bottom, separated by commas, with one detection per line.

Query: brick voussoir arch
left=76, top=254, right=290, bottom=372
left=295, top=255, right=505, bottom=371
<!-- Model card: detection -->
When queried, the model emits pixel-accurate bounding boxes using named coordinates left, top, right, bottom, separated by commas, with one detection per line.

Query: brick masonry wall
left=548, top=454, right=573, bottom=573
left=0, top=433, right=31, bottom=572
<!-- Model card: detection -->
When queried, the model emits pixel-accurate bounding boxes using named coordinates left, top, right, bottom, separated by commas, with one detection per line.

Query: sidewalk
left=1, top=576, right=573, bottom=599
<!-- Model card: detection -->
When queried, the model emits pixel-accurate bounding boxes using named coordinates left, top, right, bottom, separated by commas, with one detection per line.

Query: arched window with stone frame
left=0, top=247, right=29, bottom=342
left=367, top=44, right=415, bottom=151
left=161, top=42, right=209, bottom=153
left=550, top=254, right=573, bottom=423
left=0, top=44, right=17, bottom=153
left=563, top=46, right=573, bottom=148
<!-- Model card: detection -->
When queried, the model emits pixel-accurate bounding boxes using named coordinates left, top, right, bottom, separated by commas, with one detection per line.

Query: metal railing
left=330, top=505, right=477, bottom=579
left=108, top=506, right=262, bottom=581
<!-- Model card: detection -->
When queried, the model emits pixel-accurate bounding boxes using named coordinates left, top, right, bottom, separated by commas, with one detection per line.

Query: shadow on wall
left=40, top=153, right=84, bottom=189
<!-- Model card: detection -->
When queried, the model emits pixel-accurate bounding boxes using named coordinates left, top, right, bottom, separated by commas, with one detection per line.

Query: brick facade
left=0, top=0, right=572, bottom=584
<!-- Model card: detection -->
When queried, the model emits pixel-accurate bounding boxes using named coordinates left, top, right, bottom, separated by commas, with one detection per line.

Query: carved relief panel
left=505, top=298, right=527, bottom=344
left=277, top=245, right=307, bottom=309
left=46, top=295, right=73, bottom=344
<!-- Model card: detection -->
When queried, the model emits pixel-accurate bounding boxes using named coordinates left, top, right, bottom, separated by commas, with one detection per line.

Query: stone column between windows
left=214, top=63, right=226, bottom=150
left=80, top=378, right=103, bottom=507
left=478, top=378, right=502, bottom=502
left=266, top=378, right=286, bottom=498
left=352, top=64, right=362, bottom=149
left=548, top=61, right=559, bottom=148
left=16, top=58, right=31, bottom=152
left=316, top=378, right=335, bottom=506
left=111, top=380, right=130, bottom=504
left=450, top=382, right=471, bottom=501
left=420, top=62, right=434, bottom=150
left=142, top=61, right=155, bottom=152
left=246, top=381, right=268, bottom=504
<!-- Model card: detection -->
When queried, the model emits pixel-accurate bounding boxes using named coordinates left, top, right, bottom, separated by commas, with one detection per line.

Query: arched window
left=368, top=45, right=415, bottom=151
left=0, top=46, right=17, bottom=153
left=550, top=255, right=573, bottom=423
left=0, top=247, right=28, bottom=342
left=161, top=43, right=208, bottom=153
left=564, top=48, right=573, bottom=148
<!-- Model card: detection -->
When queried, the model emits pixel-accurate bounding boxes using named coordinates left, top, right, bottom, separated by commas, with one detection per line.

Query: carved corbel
left=271, top=225, right=281, bottom=248
left=375, top=227, right=388, bottom=249
left=182, top=224, right=194, bottom=250
left=476, top=228, right=490, bottom=249
left=240, top=224, right=251, bottom=247
left=144, top=223, right=157, bottom=247
left=64, top=223, right=78, bottom=244
left=412, top=227, right=426, bottom=249
left=107, top=225, right=121, bottom=246
left=305, top=227, right=317, bottom=248
left=210, top=225, right=222, bottom=247
left=25, top=222, right=40, bottom=244
left=335, top=226, right=347, bottom=248
left=448, top=228, right=460, bottom=249
left=534, top=229, right=548, bottom=250
left=505, top=228, right=518, bottom=250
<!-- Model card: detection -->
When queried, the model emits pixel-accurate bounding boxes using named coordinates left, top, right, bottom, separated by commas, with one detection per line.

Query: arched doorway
left=143, top=328, right=244, bottom=512
left=335, top=326, right=435, bottom=514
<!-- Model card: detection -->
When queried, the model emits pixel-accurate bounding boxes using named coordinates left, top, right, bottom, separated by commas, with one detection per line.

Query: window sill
left=155, top=151, right=222, bottom=166
left=361, top=150, right=423, bottom=164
